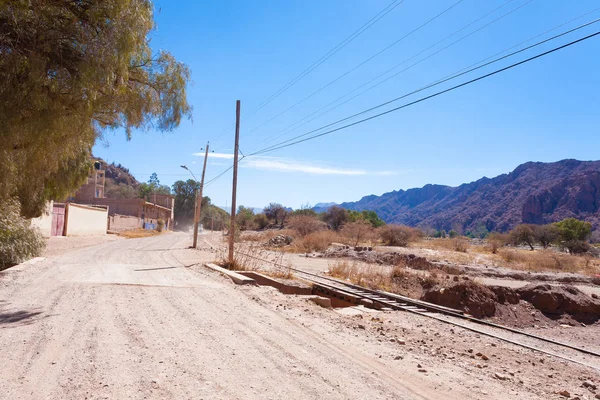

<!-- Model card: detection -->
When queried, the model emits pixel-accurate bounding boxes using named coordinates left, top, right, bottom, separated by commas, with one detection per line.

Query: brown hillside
left=338, top=159, right=600, bottom=232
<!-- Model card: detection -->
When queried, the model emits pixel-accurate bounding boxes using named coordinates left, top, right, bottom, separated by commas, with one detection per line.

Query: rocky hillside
left=93, top=157, right=140, bottom=198
left=337, top=159, right=600, bottom=232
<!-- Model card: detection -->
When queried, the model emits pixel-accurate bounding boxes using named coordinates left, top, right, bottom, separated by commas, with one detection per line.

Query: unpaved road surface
left=1, top=232, right=598, bottom=399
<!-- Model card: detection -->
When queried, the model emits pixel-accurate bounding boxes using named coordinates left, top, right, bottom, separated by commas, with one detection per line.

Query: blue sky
left=93, top=0, right=600, bottom=209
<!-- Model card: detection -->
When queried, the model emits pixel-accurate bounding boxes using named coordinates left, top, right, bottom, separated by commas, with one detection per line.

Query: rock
left=357, top=324, right=366, bottom=330
left=494, top=373, right=508, bottom=381
left=595, top=394, right=600, bottom=399
left=417, top=364, right=422, bottom=368
left=481, top=354, right=489, bottom=361
left=394, top=355, right=403, bottom=360
left=583, top=381, right=597, bottom=390
left=418, top=369, right=427, bottom=373
left=489, top=285, right=519, bottom=305
left=558, top=390, right=570, bottom=398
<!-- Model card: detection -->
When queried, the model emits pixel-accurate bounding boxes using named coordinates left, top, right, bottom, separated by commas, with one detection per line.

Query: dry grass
left=497, top=248, right=580, bottom=273
left=291, top=230, right=343, bottom=253
left=118, top=229, right=163, bottom=239
left=428, top=238, right=470, bottom=253
left=328, top=259, right=439, bottom=296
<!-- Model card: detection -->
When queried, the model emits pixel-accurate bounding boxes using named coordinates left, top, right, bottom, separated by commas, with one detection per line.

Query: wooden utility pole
left=192, top=142, right=210, bottom=249
left=228, top=100, right=241, bottom=266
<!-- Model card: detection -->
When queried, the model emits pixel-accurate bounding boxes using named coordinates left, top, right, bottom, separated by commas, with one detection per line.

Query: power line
left=250, top=29, right=600, bottom=156
left=249, top=0, right=529, bottom=152
left=256, top=12, right=600, bottom=154
left=245, top=0, right=465, bottom=137
left=206, top=0, right=404, bottom=149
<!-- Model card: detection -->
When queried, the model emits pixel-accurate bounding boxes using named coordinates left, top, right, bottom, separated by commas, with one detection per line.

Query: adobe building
left=72, top=164, right=174, bottom=230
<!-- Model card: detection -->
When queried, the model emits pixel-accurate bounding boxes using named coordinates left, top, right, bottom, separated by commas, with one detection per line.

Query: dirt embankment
left=422, top=282, right=600, bottom=323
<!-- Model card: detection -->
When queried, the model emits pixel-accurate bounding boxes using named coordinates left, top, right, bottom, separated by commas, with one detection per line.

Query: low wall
left=30, top=201, right=53, bottom=237
left=65, top=203, right=108, bottom=236
left=109, top=214, right=142, bottom=232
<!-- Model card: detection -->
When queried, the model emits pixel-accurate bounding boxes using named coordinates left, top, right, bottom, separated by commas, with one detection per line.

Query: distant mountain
left=312, top=202, right=338, bottom=213
left=334, top=159, right=600, bottom=232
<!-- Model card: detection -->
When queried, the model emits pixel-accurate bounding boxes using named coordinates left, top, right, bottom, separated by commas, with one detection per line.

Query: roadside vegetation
left=232, top=203, right=599, bottom=276
left=0, top=199, right=45, bottom=270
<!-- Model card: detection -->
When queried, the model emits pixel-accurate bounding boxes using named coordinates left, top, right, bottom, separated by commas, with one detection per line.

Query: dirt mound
left=516, top=284, right=600, bottom=322
left=320, top=247, right=433, bottom=269
left=421, top=282, right=497, bottom=318
left=266, top=235, right=293, bottom=247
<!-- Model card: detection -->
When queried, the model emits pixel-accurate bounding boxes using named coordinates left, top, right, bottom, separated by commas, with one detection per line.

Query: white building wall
left=65, top=203, right=108, bottom=236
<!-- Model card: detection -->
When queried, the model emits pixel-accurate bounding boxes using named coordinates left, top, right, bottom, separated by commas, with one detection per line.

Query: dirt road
left=1, top=232, right=597, bottom=399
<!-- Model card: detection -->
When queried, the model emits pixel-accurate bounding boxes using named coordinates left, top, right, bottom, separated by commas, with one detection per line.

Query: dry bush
left=485, top=232, right=509, bottom=254
left=453, top=238, right=469, bottom=253
left=431, top=238, right=470, bottom=253
left=378, top=225, right=420, bottom=247
left=292, top=230, right=341, bottom=253
left=341, top=220, right=373, bottom=246
left=287, top=215, right=327, bottom=237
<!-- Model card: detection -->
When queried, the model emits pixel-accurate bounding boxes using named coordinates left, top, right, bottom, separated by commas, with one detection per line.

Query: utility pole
left=228, top=100, right=241, bottom=266
left=193, top=142, right=210, bottom=249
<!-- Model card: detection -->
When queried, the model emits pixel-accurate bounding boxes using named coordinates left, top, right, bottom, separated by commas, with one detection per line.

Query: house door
left=51, top=204, right=66, bottom=236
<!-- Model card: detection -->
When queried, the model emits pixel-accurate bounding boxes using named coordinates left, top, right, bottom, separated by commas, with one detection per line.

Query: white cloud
left=244, top=158, right=366, bottom=175
left=193, top=152, right=396, bottom=176
left=192, top=152, right=234, bottom=159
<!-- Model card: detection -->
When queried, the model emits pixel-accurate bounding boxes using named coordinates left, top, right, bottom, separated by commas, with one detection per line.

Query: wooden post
left=228, top=100, right=241, bottom=266
left=193, top=142, right=210, bottom=248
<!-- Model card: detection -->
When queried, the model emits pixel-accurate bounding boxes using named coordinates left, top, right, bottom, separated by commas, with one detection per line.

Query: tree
left=236, top=206, right=255, bottom=231
left=323, top=206, right=348, bottom=231
left=288, top=215, right=326, bottom=237
left=534, top=224, right=559, bottom=249
left=510, top=224, right=536, bottom=250
left=264, top=203, right=287, bottom=227
left=1, top=1, right=191, bottom=217
left=254, top=214, right=269, bottom=230
left=341, top=221, right=373, bottom=246
left=348, top=210, right=385, bottom=228
left=554, top=218, right=592, bottom=254
left=139, top=173, right=171, bottom=200
left=171, top=179, right=200, bottom=229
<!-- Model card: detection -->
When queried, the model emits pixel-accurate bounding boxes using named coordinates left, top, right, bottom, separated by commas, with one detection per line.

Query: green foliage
left=465, top=225, right=489, bottom=239
left=348, top=210, right=385, bottom=228
left=533, top=224, right=559, bottom=249
left=156, top=219, right=165, bottom=232
left=292, top=204, right=318, bottom=218
left=236, top=206, right=255, bottom=231
left=171, top=179, right=200, bottom=229
left=138, top=173, right=171, bottom=200
left=0, top=1, right=191, bottom=217
left=448, top=230, right=458, bottom=238
left=0, top=198, right=46, bottom=270
left=554, top=218, right=592, bottom=254
left=434, top=230, right=447, bottom=238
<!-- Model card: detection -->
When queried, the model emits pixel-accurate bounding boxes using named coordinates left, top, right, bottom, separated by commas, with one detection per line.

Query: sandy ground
left=1, top=232, right=599, bottom=399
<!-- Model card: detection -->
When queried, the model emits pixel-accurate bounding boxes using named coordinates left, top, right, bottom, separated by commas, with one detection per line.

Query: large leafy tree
left=0, top=0, right=191, bottom=217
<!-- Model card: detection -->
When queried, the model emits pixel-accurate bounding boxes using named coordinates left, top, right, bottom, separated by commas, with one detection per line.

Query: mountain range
left=319, top=159, right=600, bottom=232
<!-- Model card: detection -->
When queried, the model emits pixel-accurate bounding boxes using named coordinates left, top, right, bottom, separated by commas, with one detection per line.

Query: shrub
left=0, top=199, right=46, bottom=270
left=555, top=218, right=592, bottom=254
left=534, top=224, right=559, bottom=249
left=509, top=224, right=536, bottom=250
left=156, top=219, right=165, bottom=232
left=486, top=232, right=509, bottom=254
left=378, top=225, right=419, bottom=246
left=287, top=215, right=326, bottom=237
left=341, top=220, right=373, bottom=246
left=452, top=238, right=468, bottom=252
left=323, top=206, right=348, bottom=231
left=253, top=213, right=269, bottom=230
left=294, top=230, right=341, bottom=252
